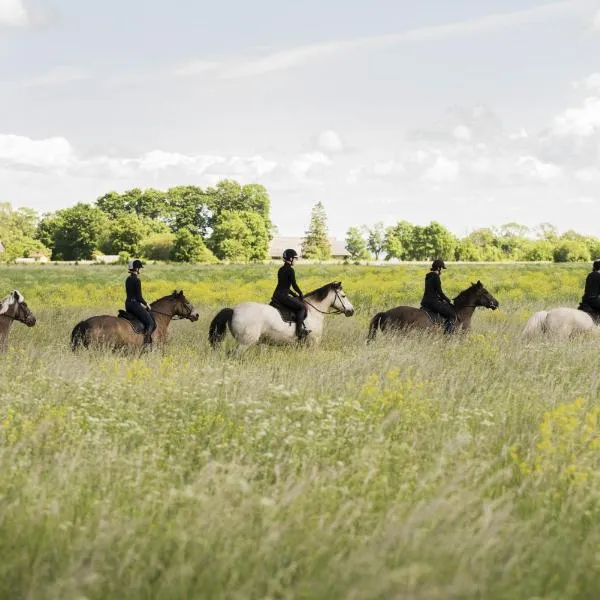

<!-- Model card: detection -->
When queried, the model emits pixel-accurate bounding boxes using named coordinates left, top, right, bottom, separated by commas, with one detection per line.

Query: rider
left=125, top=259, right=156, bottom=349
left=421, top=259, right=457, bottom=334
left=272, top=249, right=310, bottom=339
left=581, top=259, right=600, bottom=314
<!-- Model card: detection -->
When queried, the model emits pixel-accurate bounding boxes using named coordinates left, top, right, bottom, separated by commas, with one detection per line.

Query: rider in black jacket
left=125, top=259, right=156, bottom=348
left=581, top=260, right=600, bottom=313
left=421, top=259, right=457, bottom=333
left=272, top=249, right=310, bottom=338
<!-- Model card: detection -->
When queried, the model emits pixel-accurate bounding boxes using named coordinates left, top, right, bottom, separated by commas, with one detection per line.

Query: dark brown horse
left=367, top=280, right=499, bottom=341
left=71, top=290, right=199, bottom=351
left=0, top=290, right=37, bottom=352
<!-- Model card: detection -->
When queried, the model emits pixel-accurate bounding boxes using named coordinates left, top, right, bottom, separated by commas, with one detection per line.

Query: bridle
left=303, top=288, right=349, bottom=315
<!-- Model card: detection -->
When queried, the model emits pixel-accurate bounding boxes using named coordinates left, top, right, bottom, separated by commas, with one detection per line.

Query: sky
left=1, top=0, right=600, bottom=238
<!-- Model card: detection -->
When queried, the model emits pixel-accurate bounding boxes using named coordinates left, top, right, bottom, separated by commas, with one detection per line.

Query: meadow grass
left=1, top=263, right=599, bottom=599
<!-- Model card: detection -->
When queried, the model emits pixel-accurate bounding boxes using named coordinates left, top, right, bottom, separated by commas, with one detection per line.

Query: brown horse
left=71, top=290, right=199, bottom=351
left=0, top=290, right=37, bottom=353
left=367, top=280, right=499, bottom=341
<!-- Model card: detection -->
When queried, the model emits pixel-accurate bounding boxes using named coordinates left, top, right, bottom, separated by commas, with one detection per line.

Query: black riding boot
left=295, top=320, right=310, bottom=339
left=142, top=332, right=153, bottom=351
left=444, top=319, right=455, bottom=334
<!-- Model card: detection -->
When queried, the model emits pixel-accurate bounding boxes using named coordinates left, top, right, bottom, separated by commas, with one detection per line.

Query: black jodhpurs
left=125, top=300, right=156, bottom=337
left=584, top=297, right=600, bottom=312
left=421, top=298, right=457, bottom=333
left=273, top=291, right=307, bottom=332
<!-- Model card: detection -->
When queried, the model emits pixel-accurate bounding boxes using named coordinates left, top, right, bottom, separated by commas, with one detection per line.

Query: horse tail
left=209, top=308, right=234, bottom=348
left=71, top=320, right=90, bottom=350
left=367, top=312, right=385, bottom=342
left=521, top=310, right=548, bottom=337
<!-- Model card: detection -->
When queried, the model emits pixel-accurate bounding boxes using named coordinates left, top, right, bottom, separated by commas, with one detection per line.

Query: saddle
left=419, top=305, right=447, bottom=325
left=269, top=298, right=297, bottom=324
left=577, top=302, right=600, bottom=325
left=117, top=310, right=147, bottom=334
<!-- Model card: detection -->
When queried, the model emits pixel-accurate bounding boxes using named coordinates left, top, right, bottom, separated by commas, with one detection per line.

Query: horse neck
left=305, top=290, right=334, bottom=321
left=0, top=315, right=13, bottom=346
left=454, top=295, right=477, bottom=324
left=150, top=300, right=174, bottom=334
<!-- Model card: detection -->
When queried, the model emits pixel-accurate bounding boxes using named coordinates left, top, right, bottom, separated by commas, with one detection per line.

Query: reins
left=303, top=289, right=347, bottom=315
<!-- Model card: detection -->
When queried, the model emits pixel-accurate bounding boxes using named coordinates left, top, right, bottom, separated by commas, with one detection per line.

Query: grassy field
left=1, top=263, right=599, bottom=600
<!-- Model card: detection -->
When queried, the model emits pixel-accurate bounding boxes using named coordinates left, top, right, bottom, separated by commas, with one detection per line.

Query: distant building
left=0, top=241, right=4, bottom=254
left=269, top=236, right=350, bottom=260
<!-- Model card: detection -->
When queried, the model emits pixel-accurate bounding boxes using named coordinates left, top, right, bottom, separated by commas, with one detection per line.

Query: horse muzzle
left=189, top=311, right=200, bottom=322
left=345, top=309, right=355, bottom=317
left=25, top=316, right=37, bottom=327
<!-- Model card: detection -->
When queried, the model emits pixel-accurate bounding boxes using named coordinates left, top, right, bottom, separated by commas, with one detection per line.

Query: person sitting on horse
left=272, top=249, right=311, bottom=339
left=581, top=259, right=600, bottom=314
left=125, top=259, right=156, bottom=349
left=420, top=259, right=457, bottom=334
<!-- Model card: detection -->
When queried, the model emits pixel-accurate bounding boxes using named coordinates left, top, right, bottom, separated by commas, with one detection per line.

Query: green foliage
left=365, top=222, right=385, bottom=260
left=209, top=210, right=269, bottom=261
left=38, top=204, right=109, bottom=260
left=170, top=229, right=218, bottom=263
left=384, top=221, right=413, bottom=260
left=345, top=227, right=370, bottom=261
left=302, top=201, right=332, bottom=260
left=102, top=213, right=162, bottom=256
left=140, top=233, right=176, bottom=261
left=0, top=203, right=50, bottom=262
left=553, top=240, right=591, bottom=263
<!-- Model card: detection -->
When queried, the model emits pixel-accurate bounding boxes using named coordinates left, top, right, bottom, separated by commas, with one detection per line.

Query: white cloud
left=593, top=8, right=600, bottom=30
left=552, top=96, right=600, bottom=136
left=21, top=66, right=92, bottom=87
left=583, top=73, right=600, bottom=91
left=423, top=156, right=460, bottom=182
left=566, top=196, right=596, bottom=204
left=517, top=156, right=563, bottom=180
left=0, top=134, right=75, bottom=169
left=452, top=125, right=472, bottom=141
left=574, top=167, right=600, bottom=182
left=289, top=152, right=332, bottom=178
left=0, top=0, right=29, bottom=27
left=173, top=61, right=221, bottom=77
left=316, top=130, right=344, bottom=153
left=176, top=2, right=580, bottom=78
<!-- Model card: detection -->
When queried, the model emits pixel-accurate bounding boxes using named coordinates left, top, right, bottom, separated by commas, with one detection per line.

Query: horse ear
left=477, top=280, right=481, bottom=286
left=172, top=289, right=177, bottom=295
left=179, top=290, right=183, bottom=296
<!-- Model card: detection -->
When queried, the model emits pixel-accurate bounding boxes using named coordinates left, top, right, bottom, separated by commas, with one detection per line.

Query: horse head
left=330, top=281, right=355, bottom=317
left=0, top=290, right=37, bottom=326
left=466, top=280, right=499, bottom=310
left=170, top=290, right=200, bottom=322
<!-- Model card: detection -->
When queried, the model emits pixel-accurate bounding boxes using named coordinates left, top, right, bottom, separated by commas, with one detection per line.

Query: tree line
left=344, top=221, right=600, bottom=263
left=1, top=180, right=273, bottom=263
left=1, top=183, right=598, bottom=264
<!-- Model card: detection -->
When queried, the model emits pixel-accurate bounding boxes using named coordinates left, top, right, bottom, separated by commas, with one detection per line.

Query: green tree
left=96, top=191, right=130, bottom=219
left=39, top=204, right=109, bottom=260
left=209, top=210, right=269, bottom=261
left=384, top=221, right=414, bottom=260
left=103, top=213, right=153, bottom=256
left=170, top=229, right=218, bottom=263
left=522, top=240, right=554, bottom=261
left=302, top=201, right=331, bottom=260
left=140, top=233, right=176, bottom=261
left=553, top=241, right=591, bottom=263
left=166, top=185, right=211, bottom=236
left=365, top=222, right=386, bottom=260
left=345, top=227, right=370, bottom=261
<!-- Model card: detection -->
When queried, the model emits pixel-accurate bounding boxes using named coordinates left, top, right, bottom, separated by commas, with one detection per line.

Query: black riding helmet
left=593, top=259, right=600, bottom=271
left=128, top=259, right=144, bottom=271
left=283, top=249, right=299, bottom=261
left=431, top=259, right=446, bottom=270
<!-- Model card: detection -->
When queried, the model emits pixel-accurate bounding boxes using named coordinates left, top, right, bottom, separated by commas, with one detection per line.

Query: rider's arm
left=433, top=273, right=452, bottom=303
left=289, top=269, right=303, bottom=297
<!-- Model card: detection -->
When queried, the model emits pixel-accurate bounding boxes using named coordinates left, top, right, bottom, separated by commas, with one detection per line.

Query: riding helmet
left=431, top=259, right=446, bottom=270
left=594, top=259, right=600, bottom=271
left=128, top=259, right=144, bottom=271
left=283, top=249, right=299, bottom=261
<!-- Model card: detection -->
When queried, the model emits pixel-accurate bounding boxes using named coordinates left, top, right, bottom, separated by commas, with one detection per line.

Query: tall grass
left=0, top=264, right=599, bottom=599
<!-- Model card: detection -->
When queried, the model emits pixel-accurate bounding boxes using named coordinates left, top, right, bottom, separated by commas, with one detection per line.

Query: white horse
left=208, top=281, right=354, bottom=353
left=522, top=307, right=600, bottom=339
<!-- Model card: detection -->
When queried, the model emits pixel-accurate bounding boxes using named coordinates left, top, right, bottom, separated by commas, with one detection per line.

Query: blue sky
left=1, top=0, right=600, bottom=237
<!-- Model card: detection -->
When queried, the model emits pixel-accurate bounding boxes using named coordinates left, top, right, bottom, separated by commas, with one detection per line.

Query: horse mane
left=304, top=282, right=341, bottom=301
left=0, top=290, right=24, bottom=315
left=150, top=290, right=184, bottom=306
left=453, top=281, right=482, bottom=305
